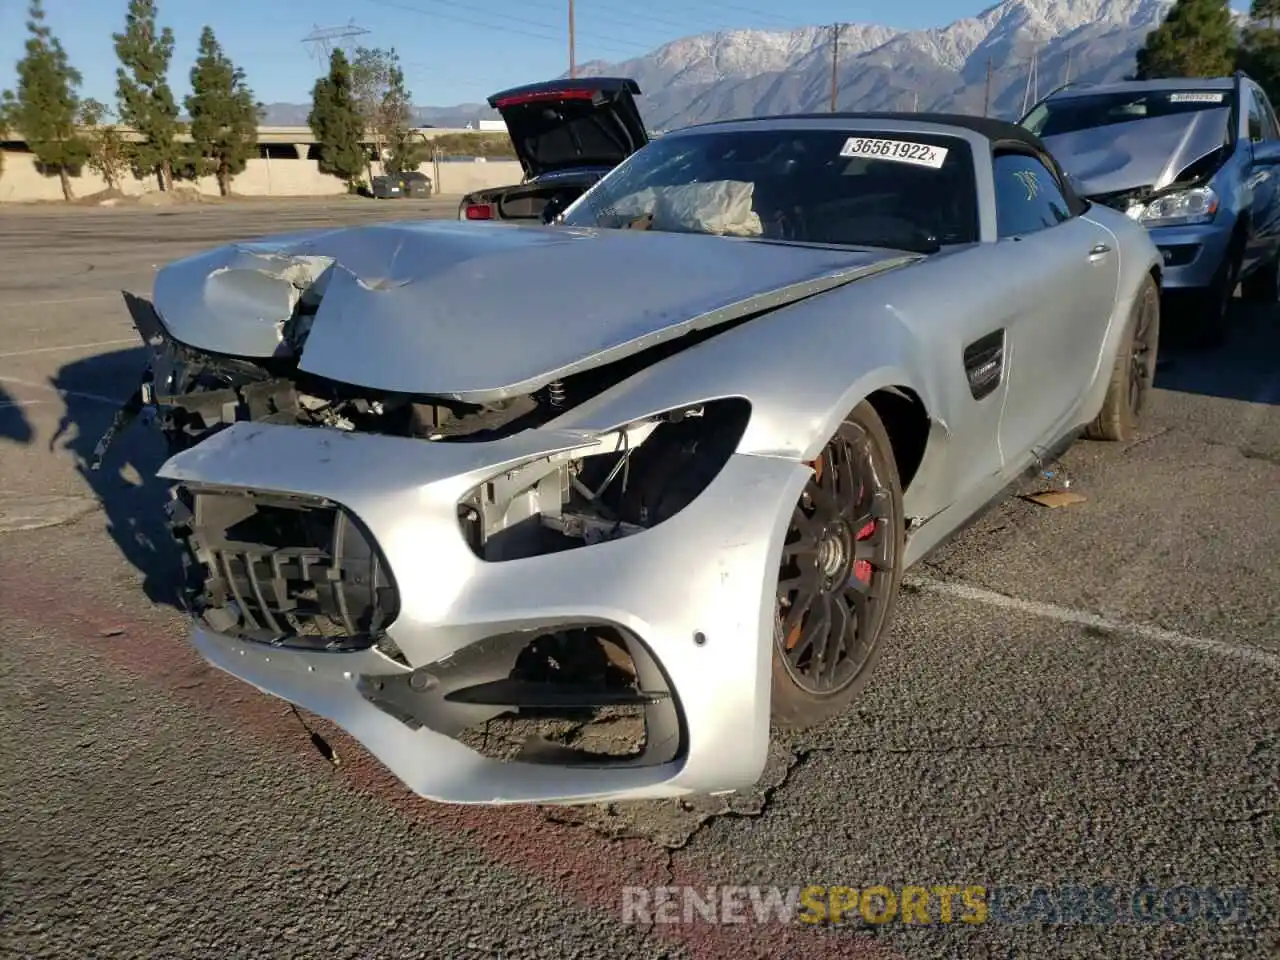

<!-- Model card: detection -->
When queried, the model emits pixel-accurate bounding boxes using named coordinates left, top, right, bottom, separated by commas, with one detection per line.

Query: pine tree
left=307, top=49, right=366, bottom=190
left=113, top=0, right=181, bottom=191
left=185, top=27, right=261, bottom=197
left=1135, top=0, right=1237, bottom=79
left=1, top=0, right=88, bottom=200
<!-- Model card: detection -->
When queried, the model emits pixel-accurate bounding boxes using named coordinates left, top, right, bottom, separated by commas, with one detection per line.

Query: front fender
left=548, top=285, right=942, bottom=463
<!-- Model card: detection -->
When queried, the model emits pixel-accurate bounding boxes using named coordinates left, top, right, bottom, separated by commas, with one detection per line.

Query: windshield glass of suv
left=557, top=128, right=979, bottom=253
left=1023, top=89, right=1232, bottom=138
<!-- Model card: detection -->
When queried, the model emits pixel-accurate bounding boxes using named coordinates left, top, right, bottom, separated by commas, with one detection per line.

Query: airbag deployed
left=611, top=181, right=764, bottom=236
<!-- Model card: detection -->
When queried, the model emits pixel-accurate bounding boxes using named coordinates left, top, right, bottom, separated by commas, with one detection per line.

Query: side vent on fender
left=962, top=329, right=1005, bottom=401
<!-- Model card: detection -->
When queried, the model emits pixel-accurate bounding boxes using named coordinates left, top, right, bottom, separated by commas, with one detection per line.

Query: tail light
left=465, top=203, right=493, bottom=220
left=493, top=89, right=596, bottom=108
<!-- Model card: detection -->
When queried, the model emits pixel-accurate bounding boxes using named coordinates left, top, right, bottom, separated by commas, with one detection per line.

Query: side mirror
left=1253, top=140, right=1280, bottom=166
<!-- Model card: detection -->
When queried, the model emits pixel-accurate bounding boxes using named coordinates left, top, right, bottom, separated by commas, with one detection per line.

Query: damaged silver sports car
left=108, top=113, right=1164, bottom=805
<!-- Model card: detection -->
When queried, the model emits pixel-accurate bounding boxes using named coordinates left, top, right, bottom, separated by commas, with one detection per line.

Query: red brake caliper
left=853, top=479, right=875, bottom=585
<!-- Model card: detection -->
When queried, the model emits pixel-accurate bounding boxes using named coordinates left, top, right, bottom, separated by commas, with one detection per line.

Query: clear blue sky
left=0, top=0, right=1252, bottom=109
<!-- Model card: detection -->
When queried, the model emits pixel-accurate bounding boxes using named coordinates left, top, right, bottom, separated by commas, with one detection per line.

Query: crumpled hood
left=150, top=219, right=913, bottom=402
left=1042, top=108, right=1231, bottom=197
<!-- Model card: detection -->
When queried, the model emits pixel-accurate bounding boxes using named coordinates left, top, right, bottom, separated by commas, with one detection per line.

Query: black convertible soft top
left=690, top=111, right=1087, bottom=217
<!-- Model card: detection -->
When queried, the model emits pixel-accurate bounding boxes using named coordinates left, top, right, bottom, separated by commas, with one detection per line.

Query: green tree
left=350, top=47, right=419, bottom=179
left=1252, top=0, right=1280, bottom=27
left=1240, top=0, right=1280, bottom=104
left=1, top=0, right=88, bottom=200
left=307, top=48, right=366, bottom=190
left=380, top=61, right=422, bottom=175
left=114, top=0, right=181, bottom=191
left=185, top=27, right=261, bottom=196
left=78, top=98, right=133, bottom=192
left=0, top=94, right=9, bottom=180
left=1135, top=0, right=1237, bottom=79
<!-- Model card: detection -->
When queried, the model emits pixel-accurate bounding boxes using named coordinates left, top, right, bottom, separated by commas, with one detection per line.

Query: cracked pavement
left=1, top=200, right=1276, bottom=959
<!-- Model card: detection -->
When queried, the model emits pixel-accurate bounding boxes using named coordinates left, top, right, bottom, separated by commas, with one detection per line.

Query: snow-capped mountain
left=265, top=0, right=1245, bottom=129
left=567, top=0, right=1183, bottom=129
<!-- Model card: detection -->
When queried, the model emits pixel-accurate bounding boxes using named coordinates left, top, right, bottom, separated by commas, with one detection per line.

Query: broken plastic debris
left=1022, top=490, right=1088, bottom=508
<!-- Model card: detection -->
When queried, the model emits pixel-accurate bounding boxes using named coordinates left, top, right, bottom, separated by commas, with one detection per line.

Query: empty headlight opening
left=457, top=397, right=751, bottom=561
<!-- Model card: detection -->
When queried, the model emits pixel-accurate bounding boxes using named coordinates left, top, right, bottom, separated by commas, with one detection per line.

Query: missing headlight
left=458, top=397, right=751, bottom=561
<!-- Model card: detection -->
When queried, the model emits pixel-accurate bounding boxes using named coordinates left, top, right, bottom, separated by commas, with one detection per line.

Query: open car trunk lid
left=487, top=77, right=648, bottom=180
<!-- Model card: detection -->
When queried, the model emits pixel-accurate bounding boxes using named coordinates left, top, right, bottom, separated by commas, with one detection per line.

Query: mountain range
left=262, top=0, right=1239, bottom=131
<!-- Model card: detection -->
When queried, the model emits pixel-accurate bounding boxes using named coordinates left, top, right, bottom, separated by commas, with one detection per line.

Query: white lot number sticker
left=840, top=137, right=949, bottom=169
left=1169, top=92, right=1225, bottom=103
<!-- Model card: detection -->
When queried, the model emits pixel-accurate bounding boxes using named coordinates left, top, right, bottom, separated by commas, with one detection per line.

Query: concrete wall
left=0, top=150, right=526, bottom=203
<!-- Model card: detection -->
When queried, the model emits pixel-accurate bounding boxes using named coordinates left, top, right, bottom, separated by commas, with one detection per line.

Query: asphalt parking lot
left=0, top=197, right=1276, bottom=960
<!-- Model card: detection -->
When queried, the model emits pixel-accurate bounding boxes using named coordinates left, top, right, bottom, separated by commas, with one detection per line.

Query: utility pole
left=912, top=91, right=919, bottom=112
left=568, top=0, right=577, bottom=79
left=1021, top=47, right=1039, bottom=116
left=830, top=23, right=842, bottom=112
left=982, top=58, right=994, bottom=117
left=1065, top=47, right=1073, bottom=84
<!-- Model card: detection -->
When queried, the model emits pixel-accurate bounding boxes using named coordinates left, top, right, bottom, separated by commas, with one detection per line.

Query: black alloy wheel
left=770, top=403, right=904, bottom=728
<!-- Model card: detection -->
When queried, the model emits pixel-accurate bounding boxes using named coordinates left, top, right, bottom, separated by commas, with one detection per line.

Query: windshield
left=1023, top=89, right=1233, bottom=138
left=558, top=128, right=979, bottom=253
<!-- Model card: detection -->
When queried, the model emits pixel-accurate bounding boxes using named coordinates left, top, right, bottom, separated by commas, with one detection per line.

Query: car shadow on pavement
left=48, top=346, right=183, bottom=609
left=0, top=385, right=35, bottom=444
left=1155, top=300, right=1280, bottom=405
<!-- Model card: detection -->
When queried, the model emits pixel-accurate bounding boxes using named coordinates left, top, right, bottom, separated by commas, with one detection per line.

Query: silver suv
left=1022, top=72, right=1280, bottom=346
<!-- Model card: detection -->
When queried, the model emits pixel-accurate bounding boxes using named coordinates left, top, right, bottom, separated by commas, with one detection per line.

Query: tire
left=770, top=400, right=905, bottom=730
left=1085, top=274, right=1161, bottom=442
left=1195, top=242, right=1242, bottom=349
left=1241, top=252, right=1280, bottom=303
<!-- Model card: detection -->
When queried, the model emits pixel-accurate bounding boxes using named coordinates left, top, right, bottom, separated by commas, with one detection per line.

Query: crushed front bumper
left=158, top=420, right=809, bottom=804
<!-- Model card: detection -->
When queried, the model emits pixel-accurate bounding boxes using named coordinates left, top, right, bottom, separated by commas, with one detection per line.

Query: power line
left=698, top=0, right=800, bottom=27
left=357, top=0, right=653, bottom=58
left=523, top=0, right=784, bottom=37
left=301, top=22, right=371, bottom=67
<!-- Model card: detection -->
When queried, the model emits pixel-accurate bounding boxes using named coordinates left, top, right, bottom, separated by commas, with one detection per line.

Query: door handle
left=1089, top=243, right=1112, bottom=261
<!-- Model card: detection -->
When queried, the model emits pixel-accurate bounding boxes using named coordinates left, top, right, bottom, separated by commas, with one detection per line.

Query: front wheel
left=770, top=401, right=905, bottom=730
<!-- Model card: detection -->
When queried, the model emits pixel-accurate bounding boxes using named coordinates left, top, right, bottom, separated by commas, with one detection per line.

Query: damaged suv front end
left=1026, top=75, right=1280, bottom=337
left=104, top=217, right=906, bottom=804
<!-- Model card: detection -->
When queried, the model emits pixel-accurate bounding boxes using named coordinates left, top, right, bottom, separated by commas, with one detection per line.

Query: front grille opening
left=169, top=486, right=400, bottom=650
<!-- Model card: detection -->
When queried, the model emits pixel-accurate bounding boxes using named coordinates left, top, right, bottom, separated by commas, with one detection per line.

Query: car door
left=1244, top=84, right=1280, bottom=269
left=988, top=148, right=1120, bottom=463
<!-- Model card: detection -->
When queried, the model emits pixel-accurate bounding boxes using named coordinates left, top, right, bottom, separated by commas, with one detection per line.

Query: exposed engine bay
left=101, top=290, right=752, bottom=633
